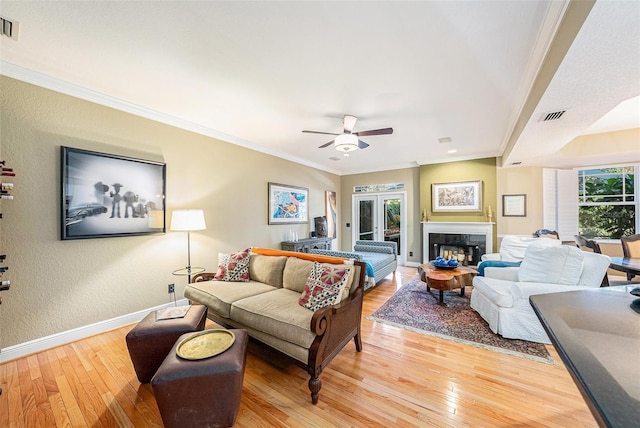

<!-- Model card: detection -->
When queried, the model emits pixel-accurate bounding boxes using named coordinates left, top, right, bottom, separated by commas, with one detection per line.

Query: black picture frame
left=502, top=194, right=527, bottom=217
left=61, top=146, right=166, bottom=240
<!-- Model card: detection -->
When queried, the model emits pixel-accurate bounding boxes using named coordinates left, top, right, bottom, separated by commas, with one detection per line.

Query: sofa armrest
left=484, top=266, right=520, bottom=281
left=353, top=244, right=395, bottom=257
left=481, top=253, right=501, bottom=261
left=191, top=272, right=217, bottom=283
left=306, top=260, right=366, bottom=404
left=354, top=240, right=397, bottom=256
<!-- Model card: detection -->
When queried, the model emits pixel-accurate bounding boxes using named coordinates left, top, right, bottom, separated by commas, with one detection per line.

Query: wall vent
left=1, top=16, right=19, bottom=41
left=540, top=110, right=566, bottom=122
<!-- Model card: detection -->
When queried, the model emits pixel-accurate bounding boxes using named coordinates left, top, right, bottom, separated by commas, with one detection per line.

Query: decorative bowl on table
left=433, top=257, right=458, bottom=270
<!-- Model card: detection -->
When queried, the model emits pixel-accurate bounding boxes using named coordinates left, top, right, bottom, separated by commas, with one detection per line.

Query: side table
left=172, top=266, right=206, bottom=284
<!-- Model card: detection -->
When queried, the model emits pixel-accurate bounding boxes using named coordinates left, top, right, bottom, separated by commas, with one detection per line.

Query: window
left=577, top=166, right=637, bottom=239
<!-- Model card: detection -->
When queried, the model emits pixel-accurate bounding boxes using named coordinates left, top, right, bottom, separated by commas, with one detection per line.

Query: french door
left=352, top=192, right=406, bottom=264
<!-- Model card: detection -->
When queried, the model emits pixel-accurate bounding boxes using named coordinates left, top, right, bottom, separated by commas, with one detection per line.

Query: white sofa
left=471, top=245, right=611, bottom=344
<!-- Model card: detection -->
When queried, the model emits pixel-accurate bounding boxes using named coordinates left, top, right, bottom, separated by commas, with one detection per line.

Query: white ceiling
left=1, top=1, right=638, bottom=175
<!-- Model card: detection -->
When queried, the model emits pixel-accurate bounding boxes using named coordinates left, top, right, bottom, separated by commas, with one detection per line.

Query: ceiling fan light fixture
left=334, top=133, right=359, bottom=153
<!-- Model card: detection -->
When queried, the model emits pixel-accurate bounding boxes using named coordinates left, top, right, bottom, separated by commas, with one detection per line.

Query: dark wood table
left=609, top=257, right=640, bottom=276
left=418, top=263, right=477, bottom=303
left=530, top=286, right=640, bottom=428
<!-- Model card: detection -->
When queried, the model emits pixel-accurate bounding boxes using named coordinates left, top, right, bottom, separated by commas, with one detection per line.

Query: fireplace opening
left=428, top=233, right=486, bottom=266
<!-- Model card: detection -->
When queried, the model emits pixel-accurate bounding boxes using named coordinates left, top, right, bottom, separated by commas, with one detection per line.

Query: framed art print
left=268, top=182, right=309, bottom=224
left=61, top=146, right=166, bottom=239
left=502, top=194, right=527, bottom=217
left=432, top=180, right=482, bottom=212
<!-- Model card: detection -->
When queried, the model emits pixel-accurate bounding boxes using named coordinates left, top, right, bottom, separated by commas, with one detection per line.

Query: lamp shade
left=170, top=209, right=206, bottom=231
left=334, top=134, right=359, bottom=152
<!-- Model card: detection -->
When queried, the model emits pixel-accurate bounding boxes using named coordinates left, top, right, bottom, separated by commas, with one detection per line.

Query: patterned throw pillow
left=299, top=262, right=352, bottom=311
left=214, top=248, right=250, bottom=282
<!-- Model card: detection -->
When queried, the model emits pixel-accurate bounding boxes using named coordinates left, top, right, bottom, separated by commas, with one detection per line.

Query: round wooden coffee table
left=417, top=263, right=477, bottom=304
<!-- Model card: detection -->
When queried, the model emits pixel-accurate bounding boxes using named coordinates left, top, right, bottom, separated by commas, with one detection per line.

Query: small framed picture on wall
left=502, top=194, right=526, bottom=217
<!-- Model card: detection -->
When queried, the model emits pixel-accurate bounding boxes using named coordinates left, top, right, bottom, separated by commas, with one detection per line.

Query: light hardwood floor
left=0, top=266, right=597, bottom=427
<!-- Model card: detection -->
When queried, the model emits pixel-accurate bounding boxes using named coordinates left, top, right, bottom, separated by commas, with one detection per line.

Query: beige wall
left=420, top=158, right=498, bottom=251
left=340, top=168, right=421, bottom=264
left=495, top=166, right=545, bottom=236
left=0, top=77, right=339, bottom=348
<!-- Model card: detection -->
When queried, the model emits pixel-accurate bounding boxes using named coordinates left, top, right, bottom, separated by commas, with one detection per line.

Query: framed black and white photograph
left=61, top=146, right=166, bottom=240
left=268, top=182, right=308, bottom=224
left=432, top=180, right=483, bottom=212
left=502, top=194, right=527, bottom=217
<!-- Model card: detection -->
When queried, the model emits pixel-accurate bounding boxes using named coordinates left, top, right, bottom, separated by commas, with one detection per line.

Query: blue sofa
left=310, top=240, right=398, bottom=290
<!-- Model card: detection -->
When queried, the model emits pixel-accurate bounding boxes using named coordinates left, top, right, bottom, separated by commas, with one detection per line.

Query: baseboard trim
left=404, top=261, right=420, bottom=268
left=0, top=299, right=188, bottom=363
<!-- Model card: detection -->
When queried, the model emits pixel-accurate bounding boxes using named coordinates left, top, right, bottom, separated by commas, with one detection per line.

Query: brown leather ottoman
left=151, top=329, right=248, bottom=428
left=125, top=304, right=207, bottom=383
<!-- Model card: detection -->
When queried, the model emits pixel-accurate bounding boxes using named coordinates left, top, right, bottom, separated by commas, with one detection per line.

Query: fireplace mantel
left=421, top=222, right=494, bottom=263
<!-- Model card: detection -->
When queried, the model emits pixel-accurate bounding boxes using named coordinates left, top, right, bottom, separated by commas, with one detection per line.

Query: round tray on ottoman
left=151, top=329, right=249, bottom=428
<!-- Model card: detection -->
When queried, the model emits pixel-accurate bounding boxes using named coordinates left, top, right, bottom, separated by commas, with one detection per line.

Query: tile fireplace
left=422, top=222, right=494, bottom=265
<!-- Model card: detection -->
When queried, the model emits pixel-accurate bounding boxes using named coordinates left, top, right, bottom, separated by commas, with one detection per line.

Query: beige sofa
left=183, top=247, right=366, bottom=405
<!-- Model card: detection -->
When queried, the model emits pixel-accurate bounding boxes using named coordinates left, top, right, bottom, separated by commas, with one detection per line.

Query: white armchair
left=471, top=245, right=611, bottom=343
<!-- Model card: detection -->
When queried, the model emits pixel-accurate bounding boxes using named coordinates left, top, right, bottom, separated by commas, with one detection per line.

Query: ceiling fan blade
left=302, top=130, right=340, bottom=136
left=318, top=140, right=335, bottom=148
left=343, top=115, right=357, bottom=133
left=358, top=140, right=369, bottom=149
left=354, top=127, right=393, bottom=137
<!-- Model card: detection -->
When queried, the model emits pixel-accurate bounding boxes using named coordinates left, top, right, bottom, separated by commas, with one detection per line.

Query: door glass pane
left=383, top=199, right=401, bottom=254
left=359, top=200, right=374, bottom=240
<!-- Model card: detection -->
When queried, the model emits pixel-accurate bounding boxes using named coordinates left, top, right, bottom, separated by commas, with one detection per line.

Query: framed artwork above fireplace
left=432, top=180, right=482, bottom=212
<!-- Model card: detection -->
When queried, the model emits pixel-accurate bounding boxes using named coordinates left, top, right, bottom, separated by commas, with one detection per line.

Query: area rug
left=367, top=279, right=553, bottom=364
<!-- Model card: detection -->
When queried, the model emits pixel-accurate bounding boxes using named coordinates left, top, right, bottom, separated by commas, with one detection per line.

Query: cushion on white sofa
left=499, top=235, right=540, bottom=262
left=518, top=245, right=584, bottom=285
left=482, top=235, right=562, bottom=262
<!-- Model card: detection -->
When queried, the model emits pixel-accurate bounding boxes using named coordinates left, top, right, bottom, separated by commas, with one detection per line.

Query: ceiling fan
left=302, top=115, right=393, bottom=156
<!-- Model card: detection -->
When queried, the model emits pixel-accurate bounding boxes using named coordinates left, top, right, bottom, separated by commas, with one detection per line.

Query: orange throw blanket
left=251, top=247, right=348, bottom=265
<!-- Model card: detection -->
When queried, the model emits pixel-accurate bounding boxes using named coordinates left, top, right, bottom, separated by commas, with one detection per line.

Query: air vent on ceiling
left=540, top=110, right=566, bottom=122
left=329, top=156, right=341, bottom=161
left=1, top=16, right=19, bottom=41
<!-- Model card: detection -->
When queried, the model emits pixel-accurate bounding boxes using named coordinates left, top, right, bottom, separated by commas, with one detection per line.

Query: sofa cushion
left=249, top=254, right=287, bottom=287
left=518, top=245, right=584, bottom=285
left=299, top=262, right=352, bottom=310
left=283, top=257, right=314, bottom=293
left=230, top=288, right=316, bottom=349
left=214, top=248, right=250, bottom=282
left=471, top=276, right=514, bottom=308
left=184, top=280, right=276, bottom=318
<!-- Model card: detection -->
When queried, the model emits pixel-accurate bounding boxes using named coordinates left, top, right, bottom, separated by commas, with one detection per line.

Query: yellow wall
left=0, top=76, right=339, bottom=348
left=420, top=158, right=498, bottom=250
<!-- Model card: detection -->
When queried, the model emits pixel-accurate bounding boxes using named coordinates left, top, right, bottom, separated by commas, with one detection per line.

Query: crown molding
left=0, top=61, right=342, bottom=175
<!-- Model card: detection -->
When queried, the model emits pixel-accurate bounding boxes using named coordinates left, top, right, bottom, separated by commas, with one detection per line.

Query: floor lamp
left=171, top=209, right=207, bottom=284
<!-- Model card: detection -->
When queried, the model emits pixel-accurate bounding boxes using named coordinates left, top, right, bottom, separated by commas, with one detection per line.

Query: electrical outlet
left=168, top=283, right=175, bottom=294
left=409, top=251, right=413, bottom=257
